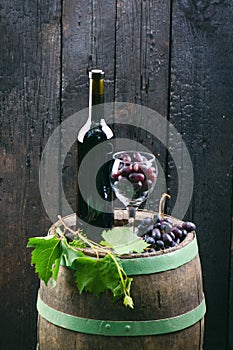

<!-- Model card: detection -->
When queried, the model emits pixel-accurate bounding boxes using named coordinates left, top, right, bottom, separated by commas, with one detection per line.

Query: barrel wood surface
left=37, top=212, right=205, bottom=350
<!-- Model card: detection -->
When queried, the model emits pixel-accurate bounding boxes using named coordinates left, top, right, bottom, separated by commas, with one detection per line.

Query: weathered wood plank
left=169, top=1, right=233, bottom=349
left=114, top=0, right=171, bottom=211
left=61, top=0, right=117, bottom=215
left=115, top=0, right=171, bottom=112
left=0, top=1, right=61, bottom=348
left=115, top=0, right=142, bottom=104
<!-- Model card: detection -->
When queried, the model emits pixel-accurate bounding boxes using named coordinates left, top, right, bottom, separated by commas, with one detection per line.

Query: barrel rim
left=60, top=232, right=198, bottom=275
left=53, top=210, right=194, bottom=259
left=57, top=210, right=198, bottom=275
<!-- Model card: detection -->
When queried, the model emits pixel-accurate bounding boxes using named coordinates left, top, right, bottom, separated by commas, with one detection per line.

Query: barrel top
left=55, top=211, right=199, bottom=276
left=53, top=210, right=195, bottom=260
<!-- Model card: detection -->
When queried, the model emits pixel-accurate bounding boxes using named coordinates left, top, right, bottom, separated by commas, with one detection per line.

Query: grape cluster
left=111, top=152, right=157, bottom=195
left=137, top=214, right=196, bottom=253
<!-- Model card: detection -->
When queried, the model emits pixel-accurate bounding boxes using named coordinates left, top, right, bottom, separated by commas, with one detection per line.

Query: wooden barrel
left=37, top=212, right=206, bottom=350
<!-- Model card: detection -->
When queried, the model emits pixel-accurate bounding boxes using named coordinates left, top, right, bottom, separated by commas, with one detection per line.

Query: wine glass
left=110, top=151, right=158, bottom=230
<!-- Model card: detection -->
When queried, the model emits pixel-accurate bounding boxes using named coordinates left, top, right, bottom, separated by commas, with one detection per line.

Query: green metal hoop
left=37, top=295, right=206, bottom=337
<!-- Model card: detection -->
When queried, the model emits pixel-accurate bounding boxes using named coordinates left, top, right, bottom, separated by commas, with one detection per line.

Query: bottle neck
left=91, top=77, right=104, bottom=122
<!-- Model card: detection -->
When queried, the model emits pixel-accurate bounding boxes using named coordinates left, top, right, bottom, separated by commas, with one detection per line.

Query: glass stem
left=127, top=206, right=136, bottom=232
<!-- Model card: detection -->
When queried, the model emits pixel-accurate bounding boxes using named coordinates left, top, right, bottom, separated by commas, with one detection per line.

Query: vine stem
left=159, top=193, right=171, bottom=219
left=57, top=216, right=103, bottom=251
left=108, top=252, right=129, bottom=297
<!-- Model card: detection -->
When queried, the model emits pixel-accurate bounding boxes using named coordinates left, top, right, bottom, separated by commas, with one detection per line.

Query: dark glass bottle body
left=76, top=70, right=114, bottom=232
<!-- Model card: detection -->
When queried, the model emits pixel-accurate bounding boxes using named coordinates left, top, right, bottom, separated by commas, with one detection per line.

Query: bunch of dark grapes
left=137, top=214, right=196, bottom=253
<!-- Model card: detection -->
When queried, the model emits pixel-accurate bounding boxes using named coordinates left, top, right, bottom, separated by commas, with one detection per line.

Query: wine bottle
left=76, top=69, right=114, bottom=232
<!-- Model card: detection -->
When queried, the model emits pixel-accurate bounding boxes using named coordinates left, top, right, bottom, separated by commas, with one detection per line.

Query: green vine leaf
left=73, top=254, right=120, bottom=296
left=28, top=218, right=136, bottom=308
left=52, top=257, right=61, bottom=281
left=27, top=236, right=62, bottom=285
left=61, top=238, right=85, bottom=267
left=101, top=227, right=149, bottom=255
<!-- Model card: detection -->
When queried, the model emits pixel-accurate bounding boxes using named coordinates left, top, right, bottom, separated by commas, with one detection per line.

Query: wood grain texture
left=114, top=0, right=171, bottom=211
left=115, top=0, right=171, bottom=114
left=169, top=1, right=233, bottom=349
left=38, top=242, right=204, bottom=349
left=0, top=1, right=61, bottom=348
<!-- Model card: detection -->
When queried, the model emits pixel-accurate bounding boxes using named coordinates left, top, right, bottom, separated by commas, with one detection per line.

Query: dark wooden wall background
left=0, top=1, right=232, bottom=349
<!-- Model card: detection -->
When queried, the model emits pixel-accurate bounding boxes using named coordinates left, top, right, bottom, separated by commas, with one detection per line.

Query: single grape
left=137, top=224, right=148, bottom=237
left=162, top=233, right=173, bottom=246
left=182, top=221, right=196, bottom=232
left=129, top=172, right=145, bottom=182
left=146, top=236, right=156, bottom=245
left=120, top=165, right=133, bottom=176
left=172, top=227, right=183, bottom=239
left=151, top=228, right=161, bottom=240
left=181, top=229, right=188, bottom=239
left=155, top=240, right=165, bottom=250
